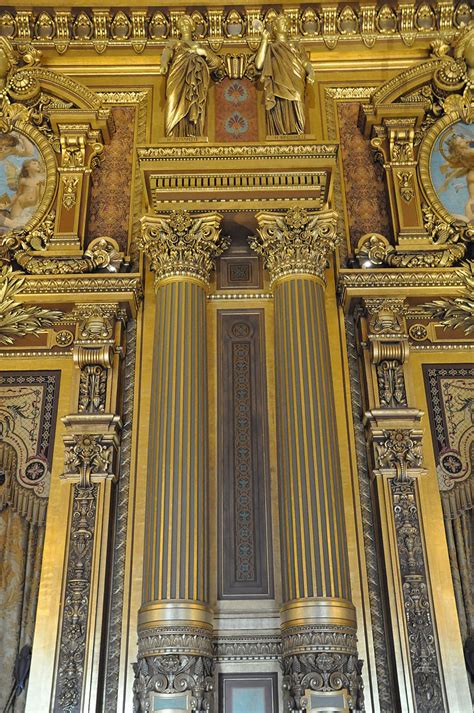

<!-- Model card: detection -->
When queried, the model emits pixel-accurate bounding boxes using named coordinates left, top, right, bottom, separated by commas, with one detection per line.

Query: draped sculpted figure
left=255, top=15, right=315, bottom=135
left=160, top=15, right=222, bottom=138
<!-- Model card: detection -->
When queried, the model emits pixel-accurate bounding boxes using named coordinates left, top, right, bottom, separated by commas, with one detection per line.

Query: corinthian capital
left=251, top=207, right=341, bottom=286
left=139, top=210, right=227, bottom=286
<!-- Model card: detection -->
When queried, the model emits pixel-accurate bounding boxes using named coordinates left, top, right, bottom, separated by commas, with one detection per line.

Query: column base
left=133, top=655, right=214, bottom=713
left=134, top=601, right=214, bottom=713
left=280, top=599, right=364, bottom=712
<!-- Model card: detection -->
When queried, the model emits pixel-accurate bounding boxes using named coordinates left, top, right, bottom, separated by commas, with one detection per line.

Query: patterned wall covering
left=337, top=103, right=392, bottom=250
left=215, top=79, right=258, bottom=143
left=88, top=106, right=136, bottom=252
left=0, top=371, right=61, bottom=713
left=423, top=365, right=474, bottom=647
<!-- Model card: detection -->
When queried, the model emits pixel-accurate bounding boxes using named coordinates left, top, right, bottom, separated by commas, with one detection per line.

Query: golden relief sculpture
left=255, top=15, right=314, bottom=135
left=160, top=15, right=222, bottom=138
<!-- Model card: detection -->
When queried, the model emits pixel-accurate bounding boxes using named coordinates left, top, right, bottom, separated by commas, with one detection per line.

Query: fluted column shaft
left=135, top=211, right=226, bottom=713
left=274, top=275, right=351, bottom=605
left=141, top=277, right=209, bottom=617
left=252, top=208, right=363, bottom=712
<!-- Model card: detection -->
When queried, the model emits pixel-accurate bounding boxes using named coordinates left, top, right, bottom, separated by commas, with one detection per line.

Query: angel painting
left=0, top=131, right=45, bottom=234
left=431, top=122, right=474, bottom=224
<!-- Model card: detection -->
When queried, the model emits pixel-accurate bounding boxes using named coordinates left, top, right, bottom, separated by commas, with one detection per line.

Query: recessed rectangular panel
left=309, top=691, right=349, bottom=712
left=220, top=673, right=278, bottom=713
left=217, top=310, right=274, bottom=598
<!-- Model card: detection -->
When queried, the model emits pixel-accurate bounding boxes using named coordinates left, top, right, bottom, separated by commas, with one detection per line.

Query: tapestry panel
left=423, top=364, right=474, bottom=647
left=337, top=102, right=392, bottom=251
left=0, top=370, right=61, bottom=713
left=87, top=105, right=136, bottom=252
left=423, top=365, right=474, bottom=506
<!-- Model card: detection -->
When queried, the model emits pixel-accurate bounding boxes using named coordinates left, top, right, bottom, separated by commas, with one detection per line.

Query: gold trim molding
left=1, top=4, right=469, bottom=55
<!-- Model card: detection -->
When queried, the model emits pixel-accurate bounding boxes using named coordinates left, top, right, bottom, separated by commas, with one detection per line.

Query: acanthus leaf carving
left=422, top=259, right=474, bottom=335
left=390, top=478, right=445, bottom=712
left=139, top=210, right=227, bottom=286
left=281, top=626, right=364, bottom=713
left=0, top=265, right=62, bottom=344
left=251, top=207, right=340, bottom=285
left=133, top=654, right=214, bottom=713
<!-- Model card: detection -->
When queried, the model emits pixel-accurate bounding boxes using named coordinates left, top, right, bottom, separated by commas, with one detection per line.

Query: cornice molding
left=338, top=267, right=467, bottom=311
left=2, top=4, right=468, bottom=55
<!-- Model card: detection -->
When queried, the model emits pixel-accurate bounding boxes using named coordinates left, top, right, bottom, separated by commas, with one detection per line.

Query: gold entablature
left=1, top=4, right=472, bottom=55
left=139, top=141, right=336, bottom=213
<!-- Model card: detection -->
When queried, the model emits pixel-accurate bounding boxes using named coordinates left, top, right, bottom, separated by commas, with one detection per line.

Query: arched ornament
left=0, top=37, right=114, bottom=260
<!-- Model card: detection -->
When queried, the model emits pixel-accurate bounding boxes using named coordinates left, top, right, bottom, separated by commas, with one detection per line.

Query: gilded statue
left=160, top=15, right=222, bottom=138
left=255, top=15, right=314, bottom=136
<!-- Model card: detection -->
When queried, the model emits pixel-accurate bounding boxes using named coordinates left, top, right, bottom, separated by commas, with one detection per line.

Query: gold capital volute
left=139, top=210, right=227, bottom=288
left=251, top=207, right=341, bottom=287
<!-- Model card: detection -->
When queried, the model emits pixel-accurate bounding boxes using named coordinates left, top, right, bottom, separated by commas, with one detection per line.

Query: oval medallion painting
left=430, top=120, right=474, bottom=224
left=0, top=130, right=46, bottom=234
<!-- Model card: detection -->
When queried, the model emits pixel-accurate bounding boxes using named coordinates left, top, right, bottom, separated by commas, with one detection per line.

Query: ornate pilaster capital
left=364, top=408, right=426, bottom=480
left=363, top=297, right=407, bottom=335
left=139, top=210, right=227, bottom=287
left=71, top=301, right=126, bottom=342
left=362, top=297, right=410, bottom=368
left=61, top=414, right=122, bottom=487
left=251, top=207, right=341, bottom=287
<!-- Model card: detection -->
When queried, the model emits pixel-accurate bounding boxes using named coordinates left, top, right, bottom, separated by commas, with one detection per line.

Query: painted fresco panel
left=0, top=131, right=46, bottom=234
left=430, top=121, right=474, bottom=224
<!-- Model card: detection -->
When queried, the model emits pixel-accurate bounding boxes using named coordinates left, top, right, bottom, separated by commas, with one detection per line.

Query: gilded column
left=251, top=208, right=363, bottom=712
left=135, top=211, right=227, bottom=713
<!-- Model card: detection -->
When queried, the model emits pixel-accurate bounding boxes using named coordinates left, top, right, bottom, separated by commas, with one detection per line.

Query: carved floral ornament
left=139, top=210, right=228, bottom=286
left=251, top=207, right=341, bottom=286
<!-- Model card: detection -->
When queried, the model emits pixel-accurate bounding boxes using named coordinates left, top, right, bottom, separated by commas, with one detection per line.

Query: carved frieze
left=213, top=634, right=282, bottom=661
left=0, top=4, right=468, bottom=55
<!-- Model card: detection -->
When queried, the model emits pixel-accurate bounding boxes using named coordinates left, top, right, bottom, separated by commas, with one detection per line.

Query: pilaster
left=361, top=298, right=446, bottom=713
left=53, top=303, right=125, bottom=713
